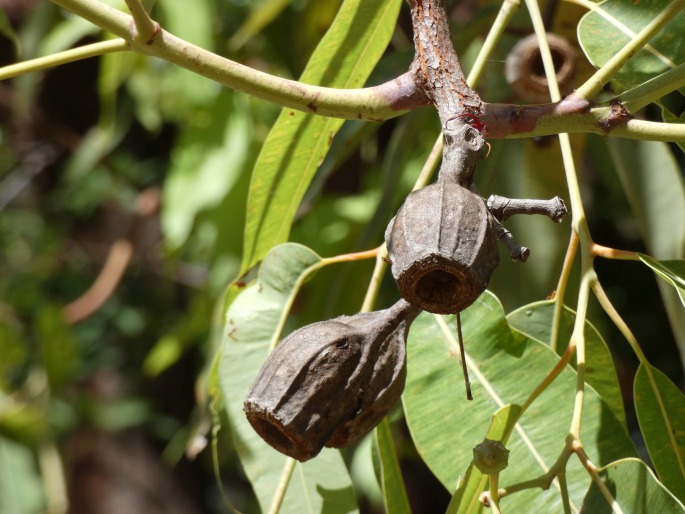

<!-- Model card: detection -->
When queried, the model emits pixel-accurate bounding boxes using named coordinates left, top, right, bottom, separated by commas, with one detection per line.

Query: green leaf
left=219, top=244, right=359, bottom=513
left=403, top=291, right=635, bottom=512
left=580, top=458, right=685, bottom=513
left=634, top=363, right=685, bottom=502
left=241, top=0, right=402, bottom=274
left=447, top=463, right=487, bottom=514
left=162, top=91, right=252, bottom=249
left=0, top=436, right=44, bottom=514
left=446, top=405, right=521, bottom=514
left=608, top=138, right=685, bottom=368
left=638, top=255, right=685, bottom=308
left=36, top=306, right=80, bottom=390
left=374, top=418, right=411, bottom=514
left=37, top=14, right=97, bottom=56
left=228, top=0, right=291, bottom=51
left=507, top=300, right=626, bottom=427
left=578, top=0, right=685, bottom=90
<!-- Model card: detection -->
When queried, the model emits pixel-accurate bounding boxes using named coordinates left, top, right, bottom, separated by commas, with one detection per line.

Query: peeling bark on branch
left=408, top=0, right=482, bottom=125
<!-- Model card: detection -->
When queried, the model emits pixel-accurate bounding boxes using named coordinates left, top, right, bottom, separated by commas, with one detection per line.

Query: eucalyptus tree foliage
left=1, top=0, right=685, bottom=513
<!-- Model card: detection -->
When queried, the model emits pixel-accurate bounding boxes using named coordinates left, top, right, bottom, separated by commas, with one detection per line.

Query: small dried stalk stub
left=486, top=195, right=568, bottom=223
left=385, top=181, right=499, bottom=314
left=243, top=299, right=421, bottom=462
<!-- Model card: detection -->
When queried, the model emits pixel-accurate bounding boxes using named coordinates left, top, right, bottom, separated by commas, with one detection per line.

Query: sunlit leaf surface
left=403, top=291, right=635, bottom=512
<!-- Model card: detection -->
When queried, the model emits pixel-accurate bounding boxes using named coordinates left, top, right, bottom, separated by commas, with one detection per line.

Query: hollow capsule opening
left=402, top=264, right=479, bottom=315
left=246, top=412, right=318, bottom=462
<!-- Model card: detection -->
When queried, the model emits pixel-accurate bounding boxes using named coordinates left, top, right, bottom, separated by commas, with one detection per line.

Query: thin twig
left=590, top=243, right=639, bottom=260
left=267, top=458, right=296, bottom=514
left=39, top=443, right=68, bottom=514
left=15, top=0, right=683, bottom=140
left=551, top=231, right=579, bottom=352
left=62, top=239, right=134, bottom=324
left=571, top=440, right=623, bottom=513
left=468, top=0, right=521, bottom=85
left=519, top=340, right=576, bottom=414
left=488, top=473, right=502, bottom=514
left=569, top=272, right=595, bottom=438
left=321, top=246, right=381, bottom=265
left=456, top=313, right=473, bottom=401
left=62, top=189, right=160, bottom=324
left=361, top=246, right=390, bottom=313
left=592, top=281, right=647, bottom=363
left=558, top=470, right=572, bottom=514
left=48, top=0, right=426, bottom=121
left=498, top=441, right=574, bottom=497
left=0, top=39, right=128, bottom=81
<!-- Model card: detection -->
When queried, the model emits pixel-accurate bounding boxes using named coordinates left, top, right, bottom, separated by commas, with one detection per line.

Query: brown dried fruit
left=505, top=33, right=577, bottom=103
left=385, top=180, right=499, bottom=314
left=244, top=299, right=421, bottom=462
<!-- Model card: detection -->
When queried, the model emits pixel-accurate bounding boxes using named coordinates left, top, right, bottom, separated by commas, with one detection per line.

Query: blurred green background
left=0, top=0, right=683, bottom=512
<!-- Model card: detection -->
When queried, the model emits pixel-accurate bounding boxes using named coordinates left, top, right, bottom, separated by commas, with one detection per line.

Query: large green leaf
left=403, top=291, right=635, bottom=512
left=634, top=363, right=685, bottom=502
left=241, top=0, right=402, bottom=274
left=580, top=458, right=685, bottom=513
left=578, top=0, right=685, bottom=90
left=219, top=243, right=358, bottom=513
left=374, top=418, right=411, bottom=514
left=508, top=300, right=626, bottom=427
left=608, top=139, right=685, bottom=368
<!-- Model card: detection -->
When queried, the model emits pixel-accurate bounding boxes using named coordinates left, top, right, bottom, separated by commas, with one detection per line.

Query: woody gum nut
left=385, top=181, right=499, bottom=314
left=473, top=439, right=510, bottom=474
left=505, top=32, right=576, bottom=103
left=243, top=299, right=421, bottom=462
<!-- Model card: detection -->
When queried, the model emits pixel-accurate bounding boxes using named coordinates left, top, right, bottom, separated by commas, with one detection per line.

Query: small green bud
left=473, top=438, right=510, bottom=474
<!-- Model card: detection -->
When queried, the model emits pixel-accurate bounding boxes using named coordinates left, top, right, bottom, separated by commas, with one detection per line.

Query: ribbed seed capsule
left=385, top=181, right=499, bottom=314
left=244, top=299, right=421, bottom=462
